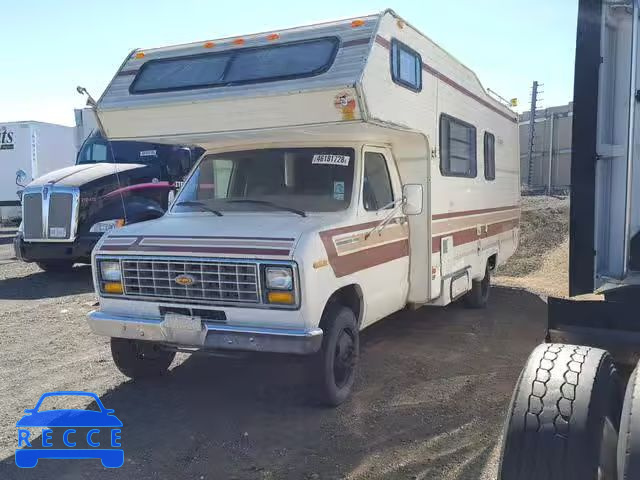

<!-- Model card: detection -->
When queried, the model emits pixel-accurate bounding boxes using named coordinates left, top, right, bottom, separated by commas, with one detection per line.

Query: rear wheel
left=465, top=265, right=491, bottom=308
left=311, top=304, right=359, bottom=406
left=499, top=343, right=622, bottom=480
left=36, top=260, right=74, bottom=272
left=617, top=362, right=640, bottom=479
left=110, top=338, right=175, bottom=379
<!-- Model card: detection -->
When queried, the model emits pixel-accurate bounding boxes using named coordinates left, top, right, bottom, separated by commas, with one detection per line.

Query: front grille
left=23, top=193, right=43, bottom=240
left=22, top=186, right=78, bottom=242
left=48, top=193, right=73, bottom=239
left=122, top=259, right=260, bottom=303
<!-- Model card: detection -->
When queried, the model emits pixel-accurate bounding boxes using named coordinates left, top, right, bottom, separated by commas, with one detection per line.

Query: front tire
left=110, top=338, right=175, bottom=379
left=36, top=260, right=74, bottom=272
left=311, top=304, right=359, bottom=407
left=499, top=343, right=622, bottom=480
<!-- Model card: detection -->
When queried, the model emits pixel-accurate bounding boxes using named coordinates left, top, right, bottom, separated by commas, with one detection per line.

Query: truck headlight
left=100, top=261, right=122, bottom=282
left=265, top=267, right=293, bottom=290
left=90, top=219, right=125, bottom=233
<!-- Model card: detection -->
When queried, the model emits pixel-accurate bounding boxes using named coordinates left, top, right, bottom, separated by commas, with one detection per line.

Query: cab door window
left=363, top=152, right=394, bottom=211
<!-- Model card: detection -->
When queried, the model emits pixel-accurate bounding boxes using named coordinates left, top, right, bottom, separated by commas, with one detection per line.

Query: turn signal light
left=103, top=282, right=123, bottom=294
left=203, top=41, right=216, bottom=48
left=351, top=19, right=365, bottom=28
left=134, top=52, right=145, bottom=59
left=267, top=291, right=294, bottom=305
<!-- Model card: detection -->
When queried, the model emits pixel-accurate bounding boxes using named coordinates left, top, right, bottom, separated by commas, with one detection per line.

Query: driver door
left=357, top=146, right=410, bottom=327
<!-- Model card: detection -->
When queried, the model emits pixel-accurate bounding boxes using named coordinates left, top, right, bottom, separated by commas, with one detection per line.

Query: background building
left=519, top=102, right=573, bottom=194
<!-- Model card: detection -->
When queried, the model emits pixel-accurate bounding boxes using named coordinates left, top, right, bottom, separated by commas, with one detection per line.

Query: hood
left=29, top=163, right=148, bottom=187
left=96, top=213, right=329, bottom=259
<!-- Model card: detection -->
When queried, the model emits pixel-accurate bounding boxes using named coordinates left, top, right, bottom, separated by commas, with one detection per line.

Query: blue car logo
left=15, top=391, right=123, bottom=468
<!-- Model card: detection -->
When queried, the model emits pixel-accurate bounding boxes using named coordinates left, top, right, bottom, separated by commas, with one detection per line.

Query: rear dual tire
left=499, top=343, right=622, bottom=480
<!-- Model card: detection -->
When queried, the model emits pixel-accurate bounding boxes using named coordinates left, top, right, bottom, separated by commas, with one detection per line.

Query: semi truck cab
left=14, top=132, right=202, bottom=271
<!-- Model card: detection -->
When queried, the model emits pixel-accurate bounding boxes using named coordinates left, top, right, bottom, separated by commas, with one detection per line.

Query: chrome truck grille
left=22, top=186, right=80, bottom=242
left=122, top=259, right=260, bottom=303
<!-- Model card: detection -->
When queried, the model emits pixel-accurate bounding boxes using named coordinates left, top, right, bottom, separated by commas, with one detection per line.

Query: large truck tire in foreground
left=499, top=0, right=640, bottom=478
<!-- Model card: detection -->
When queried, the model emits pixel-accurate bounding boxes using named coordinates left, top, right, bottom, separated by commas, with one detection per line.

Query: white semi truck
left=0, top=121, right=75, bottom=222
left=499, top=0, right=640, bottom=478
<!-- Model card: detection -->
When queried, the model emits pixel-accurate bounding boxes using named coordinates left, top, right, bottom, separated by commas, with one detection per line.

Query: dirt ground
left=495, top=196, right=570, bottom=298
left=0, top=200, right=564, bottom=479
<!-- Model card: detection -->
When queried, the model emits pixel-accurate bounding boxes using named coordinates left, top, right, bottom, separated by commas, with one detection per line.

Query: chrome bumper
left=87, top=311, right=323, bottom=355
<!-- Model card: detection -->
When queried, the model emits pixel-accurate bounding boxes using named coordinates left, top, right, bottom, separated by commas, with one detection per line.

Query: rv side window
left=484, top=132, right=496, bottom=180
left=363, top=152, right=394, bottom=211
left=390, top=39, right=422, bottom=92
left=439, top=114, right=477, bottom=178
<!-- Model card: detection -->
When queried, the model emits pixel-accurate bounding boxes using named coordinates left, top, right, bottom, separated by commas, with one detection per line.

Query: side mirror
left=402, top=184, right=423, bottom=216
left=15, top=169, right=27, bottom=188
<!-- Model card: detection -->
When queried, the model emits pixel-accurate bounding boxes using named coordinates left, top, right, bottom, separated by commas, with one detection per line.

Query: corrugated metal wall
left=519, top=102, right=572, bottom=192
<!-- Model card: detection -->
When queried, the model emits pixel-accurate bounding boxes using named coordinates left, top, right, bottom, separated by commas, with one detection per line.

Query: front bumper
left=88, top=310, right=323, bottom=355
left=14, top=232, right=102, bottom=263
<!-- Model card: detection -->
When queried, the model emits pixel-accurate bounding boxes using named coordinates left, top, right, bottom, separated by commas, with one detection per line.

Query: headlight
left=100, top=261, right=122, bottom=282
left=90, top=219, right=125, bottom=233
left=265, top=266, right=293, bottom=290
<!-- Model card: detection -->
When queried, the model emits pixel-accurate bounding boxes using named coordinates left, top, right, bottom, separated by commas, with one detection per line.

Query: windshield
left=173, top=147, right=355, bottom=214
left=77, top=138, right=171, bottom=165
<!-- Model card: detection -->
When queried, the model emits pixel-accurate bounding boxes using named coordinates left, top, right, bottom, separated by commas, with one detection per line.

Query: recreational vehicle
left=88, top=10, right=520, bottom=405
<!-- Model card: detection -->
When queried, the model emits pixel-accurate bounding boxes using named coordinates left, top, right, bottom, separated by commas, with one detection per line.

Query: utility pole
left=527, top=81, right=542, bottom=187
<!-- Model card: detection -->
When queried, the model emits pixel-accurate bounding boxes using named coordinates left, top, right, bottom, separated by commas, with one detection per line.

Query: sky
left=0, top=0, right=578, bottom=126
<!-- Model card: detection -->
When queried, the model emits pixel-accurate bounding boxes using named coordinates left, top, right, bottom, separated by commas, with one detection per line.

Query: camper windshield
left=173, top=147, right=355, bottom=214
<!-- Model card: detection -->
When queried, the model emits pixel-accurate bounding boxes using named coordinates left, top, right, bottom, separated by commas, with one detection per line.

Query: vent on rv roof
left=130, top=37, right=340, bottom=94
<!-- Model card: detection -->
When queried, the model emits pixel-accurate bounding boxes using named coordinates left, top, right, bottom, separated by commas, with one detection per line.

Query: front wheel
left=36, top=260, right=74, bottom=272
left=110, top=338, right=175, bottom=379
left=311, top=304, right=359, bottom=407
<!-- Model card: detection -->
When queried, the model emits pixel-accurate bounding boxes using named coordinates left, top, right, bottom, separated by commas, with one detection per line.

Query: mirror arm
left=364, top=197, right=406, bottom=240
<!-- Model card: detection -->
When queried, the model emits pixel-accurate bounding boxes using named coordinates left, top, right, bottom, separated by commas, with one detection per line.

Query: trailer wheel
left=311, top=304, right=359, bottom=407
left=618, top=362, right=640, bottom=479
left=465, top=265, right=490, bottom=308
left=36, top=260, right=74, bottom=272
left=110, top=338, right=175, bottom=379
left=499, top=343, right=622, bottom=480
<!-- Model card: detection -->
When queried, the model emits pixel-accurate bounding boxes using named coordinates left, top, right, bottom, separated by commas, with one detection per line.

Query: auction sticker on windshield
left=312, top=154, right=350, bottom=166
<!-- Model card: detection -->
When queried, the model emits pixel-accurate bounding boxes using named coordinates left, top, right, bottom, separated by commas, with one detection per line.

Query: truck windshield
left=173, top=147, right=355, bottom=214
left=77, top=139, right=168, bottom=165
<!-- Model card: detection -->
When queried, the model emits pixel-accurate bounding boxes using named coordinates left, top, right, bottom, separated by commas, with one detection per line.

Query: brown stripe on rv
left=432, top=218, right=519, bottom=253
left=100, top=245, right=290, bottom=256
left=374, top=35, right=517, bottom=124
left=319, top=221, right=409, bottom=277
left=432, top=205, right=520, bottom=221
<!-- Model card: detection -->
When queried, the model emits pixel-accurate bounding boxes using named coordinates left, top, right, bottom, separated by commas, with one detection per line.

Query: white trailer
left=0, top=121, right=75, bottom=221
left=87, top=10, right=520, bottom=405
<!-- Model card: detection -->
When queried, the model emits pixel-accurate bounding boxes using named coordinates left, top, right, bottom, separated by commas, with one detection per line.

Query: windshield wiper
left=227, top=199, right=307, bottom=217
left=175, top=201, right=223, bottom=216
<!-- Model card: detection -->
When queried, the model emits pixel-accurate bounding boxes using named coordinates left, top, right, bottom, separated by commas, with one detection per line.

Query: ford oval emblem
left=174, top=274, right=196, bottom=287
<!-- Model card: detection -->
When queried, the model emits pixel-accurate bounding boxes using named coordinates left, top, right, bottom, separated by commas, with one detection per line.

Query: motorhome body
left=88, top=10, right=520, bottom=404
